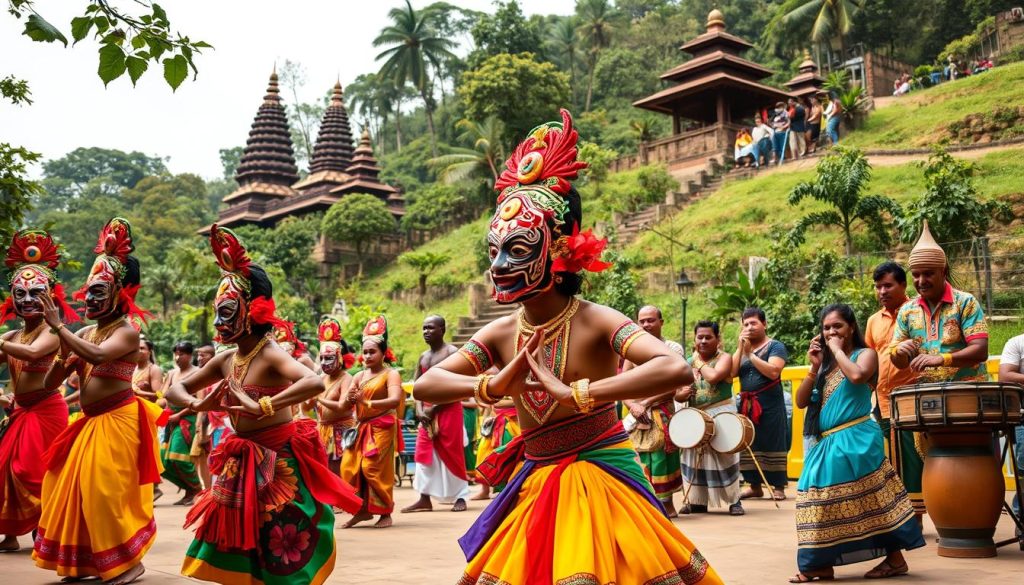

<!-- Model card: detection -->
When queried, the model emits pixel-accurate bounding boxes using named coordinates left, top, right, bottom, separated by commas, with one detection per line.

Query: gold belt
left=821, top=414, right=870, bottom=438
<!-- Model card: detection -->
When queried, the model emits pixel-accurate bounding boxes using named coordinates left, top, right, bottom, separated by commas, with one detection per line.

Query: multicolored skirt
left=796, top=417, right=924, bottom=571
left=681, top=401, right=741, bottom=508
left=635, top=403, right=682, bottom=501
left=317, top=418, right=352, bottom=461
left=162, top=411, right=202, bottom=491
left=182, top=419, right=361, bottom=585
left=460, top=404, right=722, bottom=585
left=340, top=413, right=399, bottom=514
left=33, top=393, right=165, bottom=580
left=0, top=390, right=69, bottom=535
left=475, top=408, right=520, bottom=492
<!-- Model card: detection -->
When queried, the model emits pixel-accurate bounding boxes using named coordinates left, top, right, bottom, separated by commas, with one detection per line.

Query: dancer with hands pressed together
left=415, top=110, right=721, bottom=585
left=165, top=225, right=360, bottom=585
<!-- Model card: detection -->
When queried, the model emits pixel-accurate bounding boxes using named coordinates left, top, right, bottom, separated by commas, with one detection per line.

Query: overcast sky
left=1, top=1, right=576, bottom=179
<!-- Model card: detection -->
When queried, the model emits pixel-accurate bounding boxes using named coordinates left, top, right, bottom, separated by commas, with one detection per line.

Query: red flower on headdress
left=275, top=322, right=306, bottom=357
left=495, top=109, right=588, bottom=202
left=5, top=229, right=61, bottom=271
left=210, top=224, right=252, bottom=278
left=342, top=353, right=356, bottom=370
left=93, top=218, right=134, bottom=264
left=551, top=226, right=613, bottom=275
left=250, top=296, right=292, bottom=335
left=318, top=316, right=342, bottom=344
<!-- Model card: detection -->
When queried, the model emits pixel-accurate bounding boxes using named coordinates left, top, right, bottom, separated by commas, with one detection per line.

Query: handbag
left=629, top=412, right=665, bottom=453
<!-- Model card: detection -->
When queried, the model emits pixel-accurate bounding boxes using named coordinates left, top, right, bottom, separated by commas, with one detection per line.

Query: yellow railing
left=765, top=357, right=1016, bottom=490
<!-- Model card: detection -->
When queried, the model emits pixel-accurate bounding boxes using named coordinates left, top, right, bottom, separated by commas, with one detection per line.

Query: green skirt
left=161, top=414, right=201, bottom=492
left=463, top=406, right=478, bottom=477
left=877, top=417, right=925, bottom=514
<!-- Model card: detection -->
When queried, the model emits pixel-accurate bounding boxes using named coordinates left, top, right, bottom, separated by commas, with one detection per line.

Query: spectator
left=771, top=102, right=790, bottom=165
left=751, top=114, right=774, bottom=168
left=805, top=96, right=822, bottom=155
left=822, top=92, right=841, bottom=146
left=734, top=128, right=755, bottom=167
left=893, top=73, right=911, bottom=96
left=787, top=97, right=806, bottom=159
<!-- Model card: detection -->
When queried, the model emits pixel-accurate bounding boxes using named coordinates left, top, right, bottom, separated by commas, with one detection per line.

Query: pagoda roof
left=222, top=181, right=297, bottom=204
left=308, top=81, right=355, bottom=174
left=661, top=50, right=774, bottom=82
left=232, top=70, right=300, bottom=190
left=785, top=51, right=825, bottom=99
left=634, top=72, right=792, bottom=118
left=346, top=129, right=385, bottom=180
left=679, top=29, right=754, bottom=55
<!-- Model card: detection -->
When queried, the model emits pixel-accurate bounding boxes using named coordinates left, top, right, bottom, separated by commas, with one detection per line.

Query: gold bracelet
left=258, top=396, right=274, bottom=418
left=51, top=322, right=65, bottom=334
left=474, top=374, right=499, bottom=406
left=942, top=353, right=954, bottom=367
left=571, top=378, right=594, bottom=413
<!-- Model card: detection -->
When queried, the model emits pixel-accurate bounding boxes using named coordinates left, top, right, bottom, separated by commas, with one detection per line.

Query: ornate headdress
left=361, top=315, right=395, bottom=363
left=74, top=218, right=150, bottom=325
left=209, top=224, right=292, bottom=342
left=489, top=109, right=611, bottom=304
left=1, top=228, right=79, bottom=325
left=908, top=220, right=947, bottom=270
left=274, top=323, right=306, bottom=358
left=319, top=315, right=355, bottom=369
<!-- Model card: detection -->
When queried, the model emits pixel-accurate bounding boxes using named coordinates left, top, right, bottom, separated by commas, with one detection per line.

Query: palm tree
left=577, top=0, right=616, bottom=112
left=630, top=116, right=657, bottom=164
left=781, top=0, right=865, bottom=60
left=374, top=0, right=455, bottom=157
left=429, top=117, right=506, bottom=184
left=143, top=263, right=177, bottom=318
left=546, top=17, right=581, bottom=110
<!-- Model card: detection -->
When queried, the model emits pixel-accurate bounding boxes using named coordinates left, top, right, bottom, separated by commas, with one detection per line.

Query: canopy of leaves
left=322, top=194, right=397, bottom=252
left=468, top=0, right=545, bottom=67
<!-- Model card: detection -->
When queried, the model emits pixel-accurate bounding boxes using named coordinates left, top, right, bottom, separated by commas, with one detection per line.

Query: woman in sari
left=339, top=316, right=404, bottom=528
left=416, top=110, right=721, bottom=585
left=791, top=304, right=924, bottom=582
left=0, top=229, right=76, bottom=552
left=34, top=218, right=163, bottom=585
left=165, top=225, right=361, bottom=585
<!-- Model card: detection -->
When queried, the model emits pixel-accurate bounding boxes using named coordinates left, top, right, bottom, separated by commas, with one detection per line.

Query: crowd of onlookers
left=894, top=54, right=996, bottom=97
left=734, top=92, right=841, bottom=169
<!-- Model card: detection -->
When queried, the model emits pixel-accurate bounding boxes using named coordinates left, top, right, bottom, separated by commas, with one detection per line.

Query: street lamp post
left=675, top=270, right=695, bottom=356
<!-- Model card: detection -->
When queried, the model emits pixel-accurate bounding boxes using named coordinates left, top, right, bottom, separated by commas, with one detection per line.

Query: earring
left=554, top=275, right=564, bottom=284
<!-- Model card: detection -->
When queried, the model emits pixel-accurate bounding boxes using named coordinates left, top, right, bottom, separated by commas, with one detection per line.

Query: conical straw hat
left=908, top=220, right=947, bottom=269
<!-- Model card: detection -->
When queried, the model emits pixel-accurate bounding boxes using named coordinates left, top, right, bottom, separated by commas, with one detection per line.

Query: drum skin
left=709, top=412, right=755, bottom=454
left=669, top=408, right=714, bottom=449
left=922, top=429, right=1004, bottom=558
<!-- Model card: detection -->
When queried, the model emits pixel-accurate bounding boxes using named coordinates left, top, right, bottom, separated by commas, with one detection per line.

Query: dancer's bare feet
left=471, top=486, right=491, bottom=501
left=341, top=510, right=373, bottom=528
left=0, top=535, right=19, bottom=552
left=104, top=562, right=145, bottom=585
left=401, top=495, right=433, bottom=513
left=374, top=514, right=393, bottom=528
left=772, top=489, right=787, bottom=501
left=451, top=498, right=467, bottom=512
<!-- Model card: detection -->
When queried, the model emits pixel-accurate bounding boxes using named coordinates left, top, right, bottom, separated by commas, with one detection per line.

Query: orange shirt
left=864, top=300, right=918, bottom=418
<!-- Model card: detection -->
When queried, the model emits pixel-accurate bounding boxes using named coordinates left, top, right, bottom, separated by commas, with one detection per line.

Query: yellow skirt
left=32, top=398, right=164, bottom=580
left=461, top=437, right=721, bottom=585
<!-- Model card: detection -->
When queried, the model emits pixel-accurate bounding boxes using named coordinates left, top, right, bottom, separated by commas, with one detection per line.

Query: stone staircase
left=451, top=285, right=517, bottom=346
left=614, top=158, right=728, bottom=246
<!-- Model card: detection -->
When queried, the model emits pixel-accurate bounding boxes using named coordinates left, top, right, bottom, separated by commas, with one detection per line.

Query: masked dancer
left=313, top=315, right=355, bottom=476
left=679, top=321, right=742, bottom=515
left=0, top=229, right=77, bottom=553
left=339, top=316, right=405, bottom=528
left=165, top=225, right=360, bottom=584
left=33, top=218, right=163, bottom=585
left=416, top=110, right=721, bottom=585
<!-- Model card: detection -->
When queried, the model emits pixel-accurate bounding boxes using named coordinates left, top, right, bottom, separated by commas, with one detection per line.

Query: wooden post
left=982, top=236, right=994, bottom=317
left=716, top=92, right=727, bottom=125
left=971, top=238, right=984, bottom=304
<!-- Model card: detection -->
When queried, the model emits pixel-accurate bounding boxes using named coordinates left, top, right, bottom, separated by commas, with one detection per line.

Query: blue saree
left=796, top=350, right=924, bottom=572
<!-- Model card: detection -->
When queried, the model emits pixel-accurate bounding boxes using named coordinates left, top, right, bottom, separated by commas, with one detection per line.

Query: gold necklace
left=516, top=297, right=580, bottom=343
left=230, top=334, right=271, bottom=387
left=514, top=296, right=580, bottom=425
left=18, top=322, right=44, bottom=345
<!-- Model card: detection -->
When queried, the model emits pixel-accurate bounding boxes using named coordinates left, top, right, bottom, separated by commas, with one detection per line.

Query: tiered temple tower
left=785, top=51, right=825, bottom=100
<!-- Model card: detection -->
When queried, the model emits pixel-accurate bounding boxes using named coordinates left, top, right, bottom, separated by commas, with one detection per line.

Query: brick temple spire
left=309, top=80, right=355, bottom=173
left=346, top=128, right=383, bottom=180
left=233, top=69, right=300, bottom=188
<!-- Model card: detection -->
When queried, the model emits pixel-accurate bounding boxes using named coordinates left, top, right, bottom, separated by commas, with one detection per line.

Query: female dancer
left=314, top=315, right=356, bottom=475
left=34, top=218, right=163, bottom=585
left=132, top=336, right=162, bottom=402
left=0, top=229, right=77, bottom=552
left=791, top=304, right=923, bottom=582
left=416, top=110, right=721, bottom=585
left=339, top=316, right=404, bottom=528
left=165, top=225, right=360, bottom=585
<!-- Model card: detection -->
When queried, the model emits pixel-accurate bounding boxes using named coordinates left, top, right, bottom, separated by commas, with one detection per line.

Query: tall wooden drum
left=891, top=381, right=1023, bottom=558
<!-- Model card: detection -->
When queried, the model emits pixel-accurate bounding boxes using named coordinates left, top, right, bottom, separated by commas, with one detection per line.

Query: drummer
left=890, top=221, right=989, bottom=382
left=623, top=305, right=684, bottom=517
left=677, top=321, right=743, bottom=515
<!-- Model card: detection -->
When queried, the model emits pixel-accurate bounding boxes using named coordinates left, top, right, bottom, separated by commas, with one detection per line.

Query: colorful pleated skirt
left=460, top=405, right=722, bottom=585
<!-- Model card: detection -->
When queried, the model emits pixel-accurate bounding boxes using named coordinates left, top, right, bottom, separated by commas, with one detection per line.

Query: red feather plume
left=495, top=109, right=588, bottom=199
left=209, top=224, right=252, bottom=278
left=93, top=218, right=134, bottom=264
left=5, top=229, right=61, bottom=271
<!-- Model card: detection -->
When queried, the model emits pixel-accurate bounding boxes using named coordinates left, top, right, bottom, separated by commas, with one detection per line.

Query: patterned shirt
left=890, top=282, right=988, bottom=382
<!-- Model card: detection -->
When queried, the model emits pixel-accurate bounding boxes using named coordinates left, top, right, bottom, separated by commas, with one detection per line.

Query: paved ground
left=2, top=481, right=1021, bottom=584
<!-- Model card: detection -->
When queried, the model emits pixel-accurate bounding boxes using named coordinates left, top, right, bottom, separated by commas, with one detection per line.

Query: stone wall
left=609, top=123, right=736, bottom=174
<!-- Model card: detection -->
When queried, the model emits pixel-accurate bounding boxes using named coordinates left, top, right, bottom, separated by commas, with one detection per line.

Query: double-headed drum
left=709, top=412, right=755, bottom=454
left=891, top=381, right=1023, bottom=558
left=668, top=408, right=715, bottom=449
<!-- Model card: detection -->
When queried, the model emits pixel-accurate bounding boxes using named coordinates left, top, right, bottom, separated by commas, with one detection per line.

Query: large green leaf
left=70, top=16, right=92, bottom=44
left=163, top=54, right=188, bottom=91
left=126, top=56, right=148, bottom=86
left=23, top=14, right=68, bottom=46
left=97, top=44, right=127, bottom=86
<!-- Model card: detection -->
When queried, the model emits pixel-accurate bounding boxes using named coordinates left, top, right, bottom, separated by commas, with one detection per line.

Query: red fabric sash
left=43, top=396, right=166, bottom=485
left=0, top=392, right=67, bottom=503
left=178, top=415, right=193, bottom=445
left=739, top=379, right=779, bottom=425
left=490, top=406, right=517, bottom=448
left=13, top=388, right=59, bottom=409
left=354, top=412, right=403, bottom=458
left=414, top=401, right=468, bottom=480
left=185, top=419, right=361, bottom=550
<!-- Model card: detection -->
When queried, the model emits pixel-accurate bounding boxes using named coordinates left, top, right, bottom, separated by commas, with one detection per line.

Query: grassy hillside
left=844, top=62, right=1024, bottom=150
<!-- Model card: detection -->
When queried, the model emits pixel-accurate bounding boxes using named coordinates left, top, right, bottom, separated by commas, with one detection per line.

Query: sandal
left=789, top=573, right=834, bottom=583
left=864, top=561, right=909, bottom=579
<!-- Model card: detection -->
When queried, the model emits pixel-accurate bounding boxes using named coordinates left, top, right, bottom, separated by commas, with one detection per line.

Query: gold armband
left=258, top=396, right=275, bottom=418
left=571, top=378, right=594, bottom=413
